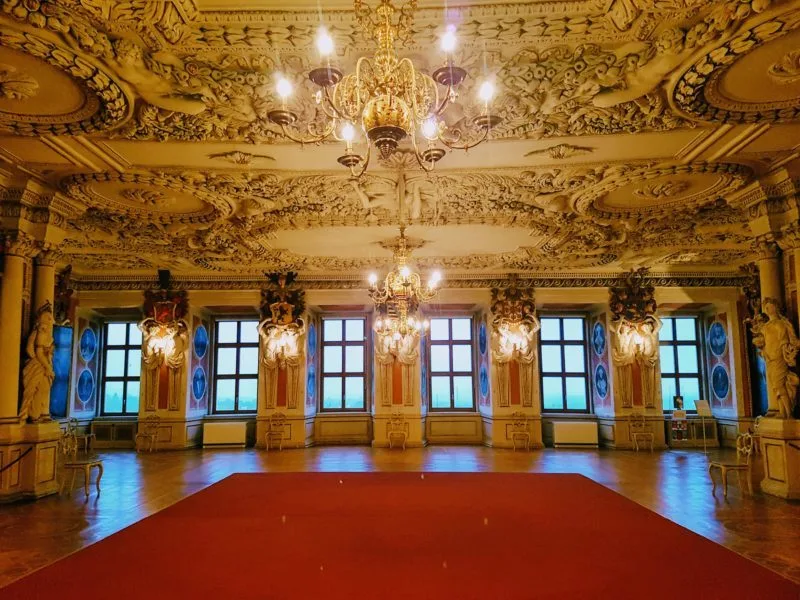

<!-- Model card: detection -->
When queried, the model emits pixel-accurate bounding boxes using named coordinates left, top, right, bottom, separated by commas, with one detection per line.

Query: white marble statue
left=19, top=303, right=55, bottom=423
left=752, top=298, right=800, bottom=419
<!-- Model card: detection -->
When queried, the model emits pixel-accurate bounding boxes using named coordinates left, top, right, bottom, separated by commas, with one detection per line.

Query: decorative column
left=607, top=269, right=666, bottom=449
left=483, top=280, right=542, bottom=448
left=257, top=273, right=312, bottom=448
left=0, top=235, right=34, bottom=423
left=138, top=274, right=189, bottom=449
left=372, top=328, right=423, bottom=447
left=755, top=237, right=784, bottom=307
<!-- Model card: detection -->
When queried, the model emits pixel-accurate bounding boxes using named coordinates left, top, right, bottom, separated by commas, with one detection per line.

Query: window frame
left=211, top=317, right=260, bottom=415
left=319, top=314, right=370, bottom=412
left=100, top=321, right=142, bottom=416
left=426, top=314, right=478, bottom=412
left=658, top=314, right=705, bottom=414
left=538, top=314, right=592, bottom=414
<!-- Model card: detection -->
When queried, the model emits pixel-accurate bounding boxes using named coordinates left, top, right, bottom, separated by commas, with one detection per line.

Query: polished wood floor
left=1, top=446, right=799, bottom=588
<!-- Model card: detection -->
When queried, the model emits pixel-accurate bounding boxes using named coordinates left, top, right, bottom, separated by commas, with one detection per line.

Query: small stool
left=61, top=458, right=103, bottom=498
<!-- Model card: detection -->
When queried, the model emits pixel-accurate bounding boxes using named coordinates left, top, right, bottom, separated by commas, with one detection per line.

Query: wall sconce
left=140, top=320, right=188, bottom=369
left=609, top=315, right=661, bottom=365
left=260, top=321, right=306, bottom=368
left=494, top=318, right=540, bottom=363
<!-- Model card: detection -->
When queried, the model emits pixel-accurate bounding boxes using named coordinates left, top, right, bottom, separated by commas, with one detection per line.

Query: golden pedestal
left=758, top=417, right=800, bottom=500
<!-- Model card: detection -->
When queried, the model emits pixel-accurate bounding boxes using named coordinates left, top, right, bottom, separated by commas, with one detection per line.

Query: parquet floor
left=1, top=446, right=799, bottom=588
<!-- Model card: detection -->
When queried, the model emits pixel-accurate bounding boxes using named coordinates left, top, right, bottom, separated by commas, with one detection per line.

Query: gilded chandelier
left=268, top=0, right=499, bottom=176
left=368, top=226, right=441, bottom=343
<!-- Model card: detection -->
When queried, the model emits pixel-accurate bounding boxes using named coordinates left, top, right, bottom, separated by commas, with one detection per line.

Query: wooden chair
left=265, top=412, right=286, bottom=451
left=135, top=415, right=160, bottom=453
left=629, top=412, right=654, bottom=452
left=709, top=433, right=754, bottom=498
left=510, top=411, right=531, bottom=451
left=387, top=411, right=407, bottom=450
left=67, top=417, right=96, bottom=453
left=59, top=429, right=103, bottom=498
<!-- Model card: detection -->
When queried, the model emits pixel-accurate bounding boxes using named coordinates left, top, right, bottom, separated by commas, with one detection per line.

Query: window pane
left=661, top=377, right=677, bottom=411
left=345, top=319, right=364, bottom=341
left=451, top=318, right=471, bottom=340
left=431, top=376, right=451, bottom=408
left=344, top=377, right=365, bottom=409
left=239, top=347, right=259, bottom=375
left=107, top=323, right=127, bottom=346
left=323, top=319, right=342, bottom=342
left=565, top=377, right=587, bottom=410
left=216, top=347, right=238, bottom=375
left=677, top=345, right=699, bottom=373
left=323, top=376, right=342, bottom=409
left=103, top=381, right=124, bottom=413
left=453, top=376, right=473, bottom=408
left=430, top=319, right=449, bottom=341
left=324, top=345, right=343, bottom=373
left=240, top=321, right=259, bottom=344
left=659, top=318, right=674, bottom=342
left=563, top=318, right=584, bottom=341
left=238, top=378, right=258, bottom=411
left=540, top=318, right=560, bottom=341
left=127, top=349, right=141, bottom=378
left=430, top=345, right=450, bottom=372
left=542, top=377, right=563, bottom=410
left=540, top=345, right=562, bottom=373
left=126, top=381, right=140, bottom=414
left=452, top=344, right=472, bottom=372
left=344, top=345, right=364, bottom=373
left=660, top=347, right=676, bottom=374
left=563, top=345, right=585, bottom=373
left=105, top=350, right=126, bottom=377
left=675, top=318, right=696, bottom=341
left=679, top=377, right=701, bottom=411
left=215, top=379, right=236, bottom=412
left=217, top=321, right=238, bottom=344
left=128, top=323, right=142, bottom=346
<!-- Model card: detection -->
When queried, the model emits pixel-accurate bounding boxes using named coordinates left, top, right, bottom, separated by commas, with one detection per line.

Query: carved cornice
left=69, top=271, right=752, bottom=291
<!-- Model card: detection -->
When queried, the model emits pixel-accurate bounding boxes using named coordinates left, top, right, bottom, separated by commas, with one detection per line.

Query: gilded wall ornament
left=768, top=49, right=800, bottom=84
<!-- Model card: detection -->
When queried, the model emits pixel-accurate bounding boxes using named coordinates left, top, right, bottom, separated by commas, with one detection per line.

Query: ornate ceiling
left=0, top=0, right=799, bottom=279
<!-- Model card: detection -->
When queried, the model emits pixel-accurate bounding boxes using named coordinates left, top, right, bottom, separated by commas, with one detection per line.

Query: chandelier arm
left=322, top=86, right=350, bottom=121
left=410, top=131, right=436, bottom=174
left=347, top=141, right=372, bottom=179
left=430, top=83, right=455, bottom=117
left=399, top=59, right=438, bottom=122
left=277, top=121, right=336, bottom=144
left=438, top=125, right=491, bottom=151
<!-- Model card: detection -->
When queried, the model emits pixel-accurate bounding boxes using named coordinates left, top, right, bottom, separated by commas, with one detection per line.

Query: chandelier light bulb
left=440, top=26, right=457, bottom=53
left=316, top=27, right=334, bottom=56
left=478, top=80, right=495, bottom=103
left=421, top=117, right=438, bottom=140
left=276, top=76, right=293, bottom=100
left=376, top=318, right=383, bottom=329
left=341, top=122, right=356, bottom=142
left=423, top=319, right=430, bottom=330
left=400, top=266, right=411, bottom=278
left=368, top=272, right=378, bottom=286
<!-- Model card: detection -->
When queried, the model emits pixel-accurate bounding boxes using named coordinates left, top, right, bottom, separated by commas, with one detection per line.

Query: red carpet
left=2, top=473, right=797, bottom=599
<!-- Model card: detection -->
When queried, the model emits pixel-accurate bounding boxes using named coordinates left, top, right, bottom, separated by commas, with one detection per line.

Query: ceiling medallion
left=268, top=0, right=500, bottom=176
left=368, top=225, right=441, bottom=348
